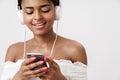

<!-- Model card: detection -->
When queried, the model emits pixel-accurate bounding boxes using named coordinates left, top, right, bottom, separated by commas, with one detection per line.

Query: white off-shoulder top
left=0, top=59, right=87, bottom=80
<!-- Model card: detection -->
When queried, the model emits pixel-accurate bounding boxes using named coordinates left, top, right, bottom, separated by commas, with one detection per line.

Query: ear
left=18, top=10, right=25, bottom=25
left=55, top=6, right=62, bottom=20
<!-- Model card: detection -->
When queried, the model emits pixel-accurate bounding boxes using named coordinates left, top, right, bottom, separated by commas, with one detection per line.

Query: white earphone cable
left=49, top=21, right=58, bottom=57
left=23, top=27, right=26, bottom=59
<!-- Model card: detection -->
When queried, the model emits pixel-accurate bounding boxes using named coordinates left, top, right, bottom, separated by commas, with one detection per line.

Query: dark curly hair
left=17, top=0, right=60, bottom=10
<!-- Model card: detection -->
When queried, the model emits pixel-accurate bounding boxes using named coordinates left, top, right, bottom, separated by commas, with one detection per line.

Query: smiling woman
left=0, top=0, right=87, bottom=80
left=22, top=0, right=56, bottom=36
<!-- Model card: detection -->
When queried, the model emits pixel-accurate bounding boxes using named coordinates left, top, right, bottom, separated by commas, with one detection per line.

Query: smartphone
left=26, top=53, right=48, bottom=70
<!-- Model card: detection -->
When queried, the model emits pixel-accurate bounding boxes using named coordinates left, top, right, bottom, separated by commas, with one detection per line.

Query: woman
left=1, top=0, right=87, bottom=80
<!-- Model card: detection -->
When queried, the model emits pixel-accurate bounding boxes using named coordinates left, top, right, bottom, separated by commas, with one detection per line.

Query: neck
left=32, top=32, right=57, bottom=47
left=30, top=32, right=58, bottom=57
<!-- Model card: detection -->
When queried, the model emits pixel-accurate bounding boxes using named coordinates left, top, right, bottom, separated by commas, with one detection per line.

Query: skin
left=5, top=0, right=87, bottom=80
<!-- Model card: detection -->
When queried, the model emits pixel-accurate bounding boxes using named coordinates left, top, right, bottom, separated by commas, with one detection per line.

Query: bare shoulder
left=5, top=42, right=24, bottom=62
left=59, top=36, right=87, bottom=65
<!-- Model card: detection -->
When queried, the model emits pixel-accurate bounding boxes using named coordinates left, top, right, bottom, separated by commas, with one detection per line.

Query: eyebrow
left=41, top=4, right=50, bottom=8
left=24, top=4, right=50, bottom=9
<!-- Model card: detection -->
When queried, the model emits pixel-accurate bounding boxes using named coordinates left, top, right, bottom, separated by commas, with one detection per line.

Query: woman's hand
left=39, top=57, right=67, bottom=80
left=12, top=57, right=48, bottom=80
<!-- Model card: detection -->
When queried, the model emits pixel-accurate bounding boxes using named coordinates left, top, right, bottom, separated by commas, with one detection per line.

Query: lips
left=33, top=22, right=46, bottom=29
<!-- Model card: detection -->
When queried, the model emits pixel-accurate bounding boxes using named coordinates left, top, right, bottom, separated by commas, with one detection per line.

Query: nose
left=34, top=10, right=43, bottom=20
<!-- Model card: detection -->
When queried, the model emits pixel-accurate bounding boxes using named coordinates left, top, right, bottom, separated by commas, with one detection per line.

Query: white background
left=0, top=0, right=120, bottom=80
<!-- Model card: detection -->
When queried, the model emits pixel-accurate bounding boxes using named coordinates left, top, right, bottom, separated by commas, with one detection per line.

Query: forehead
left=22, top=0, right=51, bottom=7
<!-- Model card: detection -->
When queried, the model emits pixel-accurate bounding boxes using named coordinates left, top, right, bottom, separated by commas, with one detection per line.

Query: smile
left=33, top=22, right=46, bottom=29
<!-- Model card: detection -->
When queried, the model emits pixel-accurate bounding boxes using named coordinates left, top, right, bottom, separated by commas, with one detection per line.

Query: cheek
left=24, top=15, right=32, bottom=24
left=45, top=12, right=55, bottom=25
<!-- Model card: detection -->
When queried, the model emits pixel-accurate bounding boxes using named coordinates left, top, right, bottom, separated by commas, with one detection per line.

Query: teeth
left=33, top=20, right=46, bottom=27
left=35, top=23, right=44, bottom=26
left=33, top=22, right=45, bottom=29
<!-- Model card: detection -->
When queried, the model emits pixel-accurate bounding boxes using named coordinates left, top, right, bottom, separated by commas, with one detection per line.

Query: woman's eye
left=26, top=11, right=33, bottom=15
left=25, top=9, right=33, bottom=15
left=41, top=7, right=50, bottom=13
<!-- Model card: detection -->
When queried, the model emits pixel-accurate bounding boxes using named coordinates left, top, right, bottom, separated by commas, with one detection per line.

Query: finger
left=23, top=68, right=42, bottom=76
left=23, top=71, right=38, bottom=78
left=22, top=57, right=36, bottom=66
left=36, top=69, right=48, bottom=77
left=38, top=71, right=48, bottom=79
left=44, top=57, right=57, bottom=67
left=24, top=67, right=47, bottom=76
left=27, top=61, right=44, bottom=70
left=28, top=71, right=47, bottom=78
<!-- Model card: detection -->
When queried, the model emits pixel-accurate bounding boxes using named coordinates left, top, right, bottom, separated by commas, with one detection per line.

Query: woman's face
left=21, top=0, right=55, bottom=35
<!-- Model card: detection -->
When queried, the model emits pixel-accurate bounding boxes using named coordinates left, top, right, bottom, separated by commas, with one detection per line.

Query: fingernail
left=39, top=61, right=44, bottom=64
left=29, top=61, right=34, bottom=64
left=32, top=57, right=36, bottom=60
left=43, top=71, right=47, bottom=74
left=44, top=56, right=49, bottom=61
left=41, top=67, right=47, bottom=71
